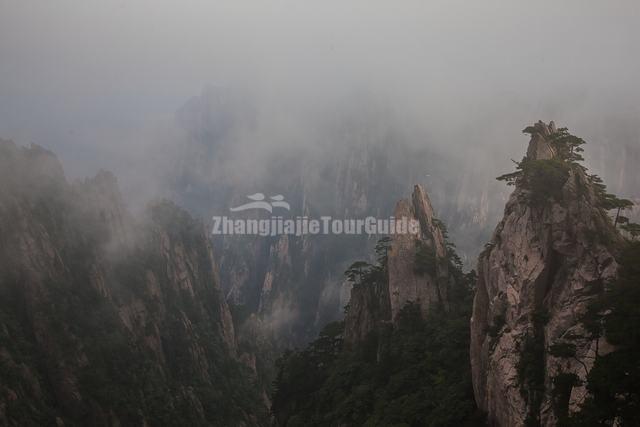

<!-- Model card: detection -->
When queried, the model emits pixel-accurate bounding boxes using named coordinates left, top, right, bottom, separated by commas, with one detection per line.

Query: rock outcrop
left=343, top=184, right=450, bottom=346
left=0, top=140, right=266, bottom=426
left=271, top=183, right=480, bottom=426
left=388, top=184, right=449, bottom=319
left=342, top=275, right=391, bottom=346
left=470, top=122, right=621, bottom=426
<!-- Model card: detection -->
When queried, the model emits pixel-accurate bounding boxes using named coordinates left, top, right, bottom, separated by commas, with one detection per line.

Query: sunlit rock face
left=470, top=122, right=621, bottom=426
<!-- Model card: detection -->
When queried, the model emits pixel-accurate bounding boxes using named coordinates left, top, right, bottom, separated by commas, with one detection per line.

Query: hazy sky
left=1, top=1, right=639, bottom=188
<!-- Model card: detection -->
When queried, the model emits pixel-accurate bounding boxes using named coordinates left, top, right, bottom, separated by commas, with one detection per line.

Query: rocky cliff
left=0, top=140, right=266, bottom=426
left=470, top=122, right=623, bottom=426
left=343, top=184, right=451, bottom=346
left=388, top=184, right=450, bottom=319
left=272, top=184, right=479, bottom=426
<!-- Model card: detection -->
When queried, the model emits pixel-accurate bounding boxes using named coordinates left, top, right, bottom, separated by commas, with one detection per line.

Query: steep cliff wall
left=343, top=184, right=450, bottom=346
left=470, top=122, right=622, bottom=426
left=388, top=185, right=449, bottom=319
left=0, top=140, right=266, bottom=426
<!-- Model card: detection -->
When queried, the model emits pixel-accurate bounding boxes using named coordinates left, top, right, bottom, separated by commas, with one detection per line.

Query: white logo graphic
left=230, top=193, right=291, bottom=213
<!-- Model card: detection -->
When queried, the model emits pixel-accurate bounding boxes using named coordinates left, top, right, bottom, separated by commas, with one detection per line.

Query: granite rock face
left=470, top=122, right=621, bottom=426
left=342, top=277, right=391, bottom=347
left=388, top=185, right=449, bottom=319
left=525, top=120, right=557, bottom=160
left=344, top=184, right=450, bottom=346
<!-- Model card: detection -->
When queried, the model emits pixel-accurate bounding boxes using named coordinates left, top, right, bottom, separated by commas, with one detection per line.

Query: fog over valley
left=1, top=2, right=640, bottom=426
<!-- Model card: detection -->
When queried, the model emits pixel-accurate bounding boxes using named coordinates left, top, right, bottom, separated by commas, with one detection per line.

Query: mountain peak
left=388, top=184, right=448, bottom=319
left=524, top=120, right=558, bottom=160
left=471, top=122, right=623, bottom=426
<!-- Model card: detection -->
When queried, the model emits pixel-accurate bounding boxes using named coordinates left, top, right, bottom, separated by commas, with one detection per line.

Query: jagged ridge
left=0, top=140, right=267, bottom=426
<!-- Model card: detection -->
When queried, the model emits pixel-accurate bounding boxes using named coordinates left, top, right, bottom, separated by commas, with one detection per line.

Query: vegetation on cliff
left=272, top=232, right=483, bottom=426
left=0, top=141, right=268, bottom=426
left=488, top=125, right=639, bottom=425
left=497, top=126, right=636, bottom=228
left=565, top=240, right=640, bottom=426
